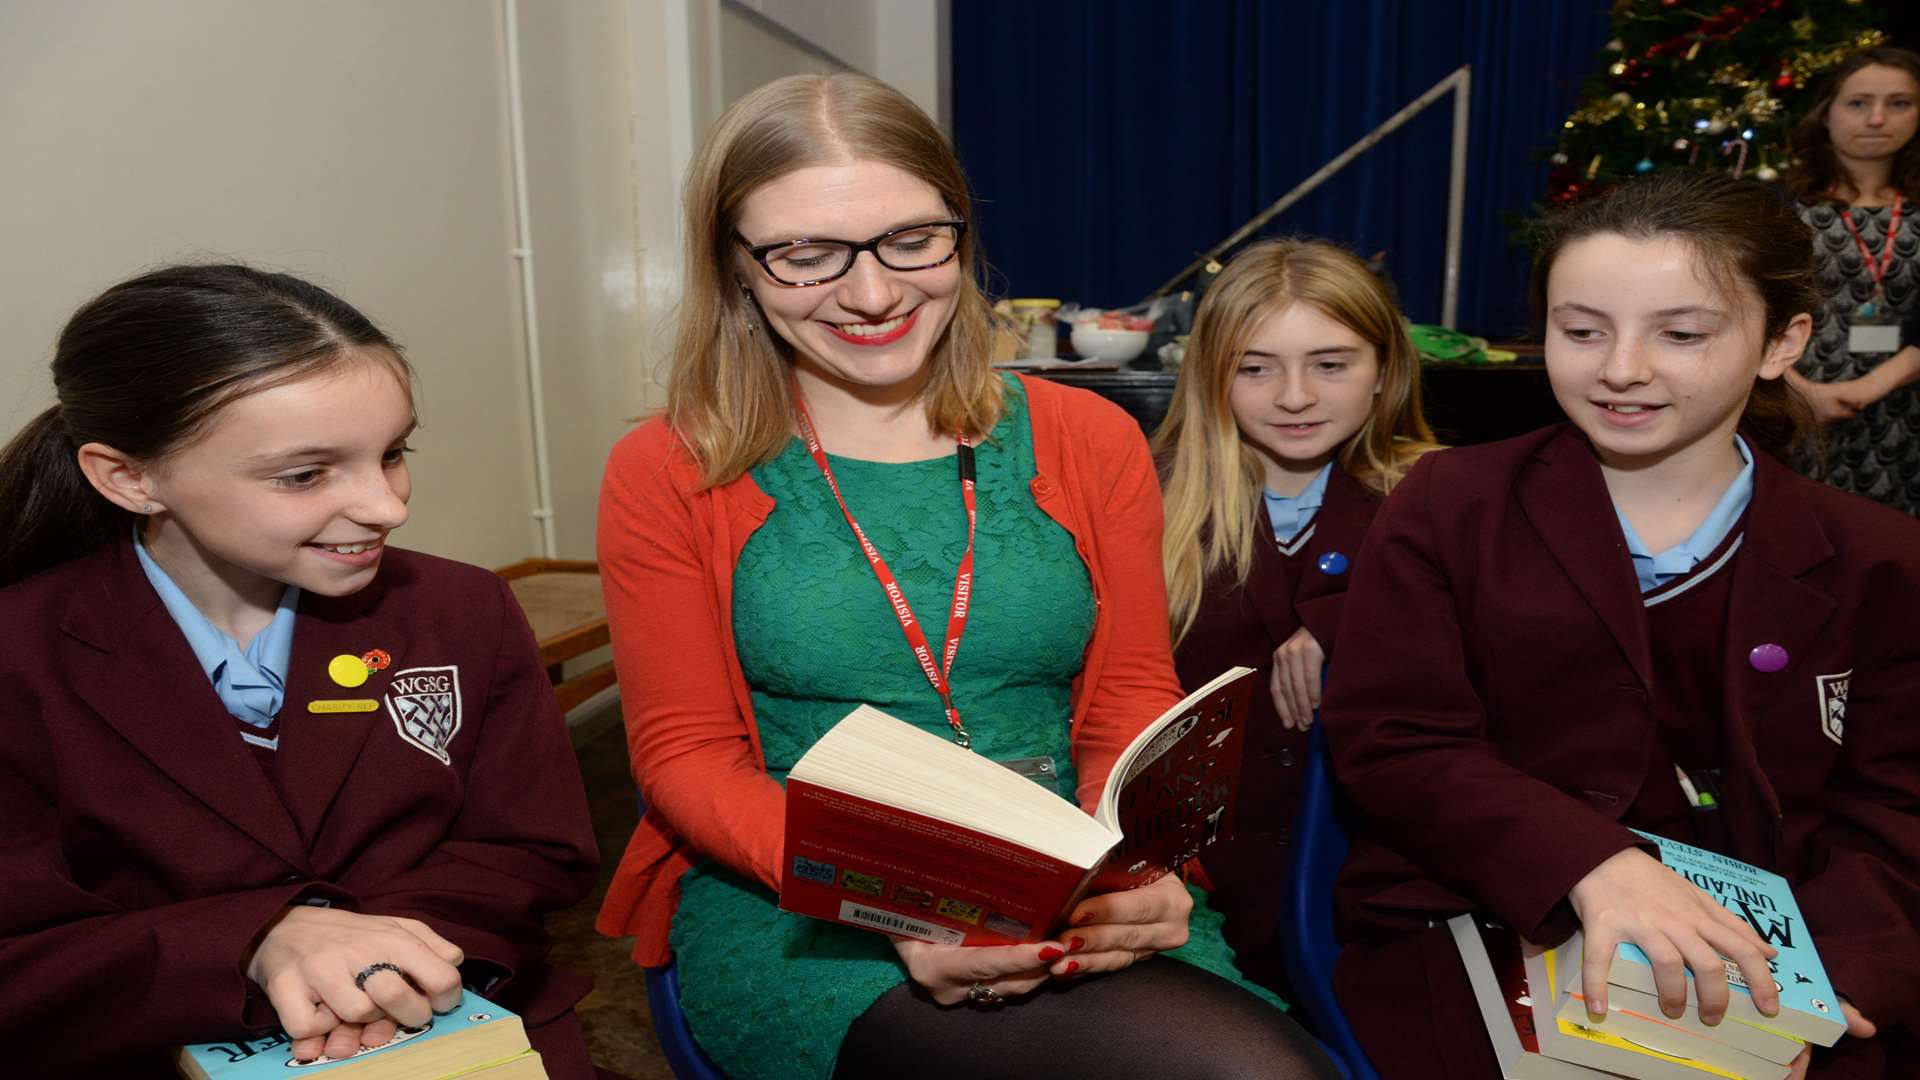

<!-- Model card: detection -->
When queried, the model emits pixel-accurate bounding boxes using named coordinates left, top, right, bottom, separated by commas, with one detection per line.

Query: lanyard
left=1840, top=196, right=1904, bottom=292
left=791, top=394, right=980, bottom=748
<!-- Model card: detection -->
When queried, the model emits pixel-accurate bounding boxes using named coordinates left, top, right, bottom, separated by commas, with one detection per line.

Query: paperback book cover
left=1559, top=830, right=1845, bottom=1048
left=779, top=667, right=1253, bottom=945
left=175, top=990, right=543, bottom=1080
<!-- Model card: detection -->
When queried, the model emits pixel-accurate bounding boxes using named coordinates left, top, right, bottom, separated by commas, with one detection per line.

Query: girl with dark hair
left=0, top=265, right=599, bottom=1077
left=1784, top=46, right=1920, bottom=515
left=1325, top=173, right=1920, bottom=1077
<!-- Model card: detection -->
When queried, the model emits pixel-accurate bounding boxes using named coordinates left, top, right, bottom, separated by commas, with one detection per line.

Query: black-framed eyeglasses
left=736, top=219, right=967, bottom=286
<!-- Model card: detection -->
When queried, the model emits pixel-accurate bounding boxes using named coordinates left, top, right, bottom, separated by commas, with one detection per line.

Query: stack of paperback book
left=1453, top=831, right=1846, bottom=1079
left=175, top=989, right=544, bottom=1080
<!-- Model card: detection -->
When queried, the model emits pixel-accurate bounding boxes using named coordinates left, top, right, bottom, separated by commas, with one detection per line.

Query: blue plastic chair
left=1278, top=720, right=1384, bottom=1080
left=643, top=961, right=728, bottom=1080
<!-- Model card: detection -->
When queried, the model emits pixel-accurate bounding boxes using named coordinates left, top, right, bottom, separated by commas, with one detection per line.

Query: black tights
left=832, top=957, right=1340, bottom=1080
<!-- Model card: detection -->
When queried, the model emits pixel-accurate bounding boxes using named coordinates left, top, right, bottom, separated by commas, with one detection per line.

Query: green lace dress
left=669, top=376, right=1280, bottom=1079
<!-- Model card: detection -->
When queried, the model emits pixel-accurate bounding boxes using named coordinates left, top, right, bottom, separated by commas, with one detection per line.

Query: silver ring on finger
left=965, top=982, right=1005, bottom=1006
left=353, top=961, right=403, bottom=992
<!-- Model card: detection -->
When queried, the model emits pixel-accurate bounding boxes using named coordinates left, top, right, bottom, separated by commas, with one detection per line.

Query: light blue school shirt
left=1263, top=462, right=1332, bottom=543
left=1615, top=436, right=1754, bottom=593
left=134, top=531, right=300, bottom=736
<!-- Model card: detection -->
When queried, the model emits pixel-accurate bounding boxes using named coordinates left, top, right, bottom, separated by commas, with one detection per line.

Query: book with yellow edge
left=1529, top=936, right=1753, bottom=1080
left=174, top=989, right=544, bottom=1080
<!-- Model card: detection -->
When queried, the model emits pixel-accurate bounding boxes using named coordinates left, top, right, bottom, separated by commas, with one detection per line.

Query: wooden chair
left=495, top=558, right=616, bottom=712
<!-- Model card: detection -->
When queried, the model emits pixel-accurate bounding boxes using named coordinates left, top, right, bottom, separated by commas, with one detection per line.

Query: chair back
left=1278, top=721, right=1383, bottom=1080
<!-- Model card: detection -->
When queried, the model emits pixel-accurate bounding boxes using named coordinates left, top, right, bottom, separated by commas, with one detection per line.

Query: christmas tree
left=1542, top=0, right=1891, bottom=208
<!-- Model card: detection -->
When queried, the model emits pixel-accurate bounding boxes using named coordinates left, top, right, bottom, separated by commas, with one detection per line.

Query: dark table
left=1029, top=360, right=1564, bottom=448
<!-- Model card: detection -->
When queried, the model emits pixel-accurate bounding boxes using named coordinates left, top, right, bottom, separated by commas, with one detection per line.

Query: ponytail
left=0, top=407, right=131, bottom=586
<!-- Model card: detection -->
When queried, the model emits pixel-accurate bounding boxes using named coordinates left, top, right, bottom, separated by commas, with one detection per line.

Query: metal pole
left=1442, top=66, right=1471, bottom=329
left=1149, top=65, right=1473, bottom=304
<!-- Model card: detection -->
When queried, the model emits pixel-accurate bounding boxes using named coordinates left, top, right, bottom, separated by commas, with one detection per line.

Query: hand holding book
left=1568, top=846, right=1781, bottom=1026
left=242, top=905, right=466, bottom=1061
left=1055, top=872, right=1195, bottom=976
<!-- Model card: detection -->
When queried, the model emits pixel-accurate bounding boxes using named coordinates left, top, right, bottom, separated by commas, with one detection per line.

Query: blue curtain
left=951, top=1, right=1614, bottom=338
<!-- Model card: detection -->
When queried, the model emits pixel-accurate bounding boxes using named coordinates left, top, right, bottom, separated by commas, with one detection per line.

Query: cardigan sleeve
left=1057, top=395, right=1187, bottom=810
left=598, top=423, right=789, bottom=892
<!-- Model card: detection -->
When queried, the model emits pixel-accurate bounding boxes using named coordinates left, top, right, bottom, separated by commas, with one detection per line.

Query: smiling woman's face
left=734, top=160, right=961, bottom=401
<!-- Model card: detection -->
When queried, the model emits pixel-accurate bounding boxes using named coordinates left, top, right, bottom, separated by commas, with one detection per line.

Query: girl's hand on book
left=890, top=937, right=1060, bottom=1005
left=302, top=1017, right=400, bottom=1066
left=1568, top=847, right=1779, bottom=1026
left=244, top=906, right=466, bottom=1051
left=1054, top=873, right=1192, bottom=976
left=1270, top=627, right=1325, bottom=730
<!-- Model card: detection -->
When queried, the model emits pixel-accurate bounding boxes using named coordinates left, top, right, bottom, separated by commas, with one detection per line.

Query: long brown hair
left=1786, top=46, right=1920, bottom=203
left=1152, top=240, right=1438, bottom=647
left=1528, top=172, right=1817, bottom=460
left=666, top=74, right=1003, bottom=488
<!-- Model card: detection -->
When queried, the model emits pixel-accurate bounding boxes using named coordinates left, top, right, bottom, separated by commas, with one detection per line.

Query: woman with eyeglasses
left=593, top=74, right=1336, bottom=1080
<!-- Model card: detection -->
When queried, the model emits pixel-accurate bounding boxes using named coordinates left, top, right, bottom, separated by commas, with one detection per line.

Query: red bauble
left=1774, top=72, right=1795, bottom=89
left=1660, top=0, right=1680, bottom=7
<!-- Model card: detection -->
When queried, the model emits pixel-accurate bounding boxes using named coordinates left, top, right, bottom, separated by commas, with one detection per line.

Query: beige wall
left=724, top=0, right=947, bottom=123
left=2, top=0, right=541, bottom=565
left=2, top=0, right=944, bottom=569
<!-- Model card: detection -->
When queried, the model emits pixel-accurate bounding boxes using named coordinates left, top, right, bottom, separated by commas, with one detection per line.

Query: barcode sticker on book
left=838, top=901, right=966, bottom=945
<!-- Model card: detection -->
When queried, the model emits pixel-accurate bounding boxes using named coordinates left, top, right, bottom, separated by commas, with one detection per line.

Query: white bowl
left=1070, top=324, right=1150, bottom=362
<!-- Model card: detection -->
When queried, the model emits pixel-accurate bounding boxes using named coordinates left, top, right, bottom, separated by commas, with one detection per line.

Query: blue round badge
left=1317, top=551, right=1349, bottom=576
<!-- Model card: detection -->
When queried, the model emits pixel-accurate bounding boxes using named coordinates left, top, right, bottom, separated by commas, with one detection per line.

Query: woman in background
left=1785, top=45, right=1920, bottom=514
left=1153, top=238, right=1436, bottom=998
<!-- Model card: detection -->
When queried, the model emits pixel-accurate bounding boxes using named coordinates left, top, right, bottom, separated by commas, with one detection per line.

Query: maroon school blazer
left=1175, top=465, right=1381, bottom=986
left=0, top=538, right=598, bottom=1076
left=1324, top=425, right=1920, bottom=1076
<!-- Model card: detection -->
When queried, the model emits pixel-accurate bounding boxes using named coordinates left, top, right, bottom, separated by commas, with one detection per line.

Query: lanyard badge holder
left=1843, top=197, right=1904, bottom=356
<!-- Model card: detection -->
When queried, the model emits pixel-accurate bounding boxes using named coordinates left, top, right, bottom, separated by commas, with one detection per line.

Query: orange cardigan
left=593, top=374, right=1186, bottom=965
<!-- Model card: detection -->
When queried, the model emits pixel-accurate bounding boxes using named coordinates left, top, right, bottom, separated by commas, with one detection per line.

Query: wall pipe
left=501, top=0, right=559, bottom=558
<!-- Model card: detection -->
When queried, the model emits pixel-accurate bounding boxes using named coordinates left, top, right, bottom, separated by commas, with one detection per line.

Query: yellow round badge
left=328, top=653, right=371, bottom=688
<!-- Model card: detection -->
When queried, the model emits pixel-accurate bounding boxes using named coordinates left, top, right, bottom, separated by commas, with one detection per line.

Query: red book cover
left=781, top=782, right=1094, bottom=945
left=777, top=668, right=1255, bottom=945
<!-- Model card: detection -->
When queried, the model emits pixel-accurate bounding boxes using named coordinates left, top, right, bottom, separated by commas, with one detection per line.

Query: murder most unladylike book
left=779, top=667, right=1255, bottom=946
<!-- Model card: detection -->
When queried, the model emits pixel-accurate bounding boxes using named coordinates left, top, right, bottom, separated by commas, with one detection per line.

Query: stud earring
left=142, top=503, right=156, bottom=513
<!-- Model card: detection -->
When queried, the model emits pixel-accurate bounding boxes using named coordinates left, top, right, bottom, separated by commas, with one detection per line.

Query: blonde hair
left=1152, top=239, right=1439, bottom=647
left=665, top=73, right=1003, bottom=487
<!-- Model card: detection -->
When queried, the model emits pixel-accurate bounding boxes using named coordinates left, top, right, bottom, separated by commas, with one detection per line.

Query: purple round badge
left=1748, top=643, right=1789, bottom=673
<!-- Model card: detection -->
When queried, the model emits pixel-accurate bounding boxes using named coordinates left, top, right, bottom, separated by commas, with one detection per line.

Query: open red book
left=778, top=667, right=1254, bottom=946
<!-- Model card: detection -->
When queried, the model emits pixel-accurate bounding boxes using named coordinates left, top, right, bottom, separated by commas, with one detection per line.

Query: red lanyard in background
left=1841, top=196, right=1904, bottom=294
left=791, top=394, right=980, bottom=749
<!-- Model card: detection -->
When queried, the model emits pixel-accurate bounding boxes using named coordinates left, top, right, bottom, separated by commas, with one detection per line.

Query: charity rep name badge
left=1850, top=323, right=1901, bottom=355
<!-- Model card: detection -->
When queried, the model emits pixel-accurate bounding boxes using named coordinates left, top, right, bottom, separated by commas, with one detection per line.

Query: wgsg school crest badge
left=383, top=665, right=463, bottom=763
left=1815, top=669, right=1850, bottom=746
